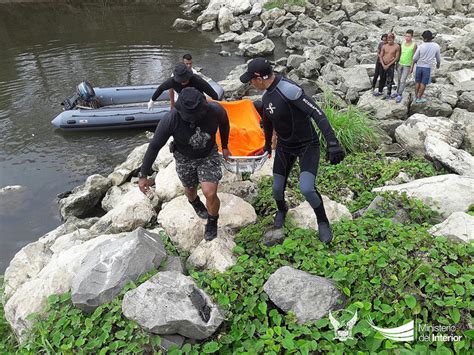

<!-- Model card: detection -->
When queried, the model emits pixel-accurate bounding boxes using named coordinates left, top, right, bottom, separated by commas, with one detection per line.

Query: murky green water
left=0, top=1, right=246, bottom=272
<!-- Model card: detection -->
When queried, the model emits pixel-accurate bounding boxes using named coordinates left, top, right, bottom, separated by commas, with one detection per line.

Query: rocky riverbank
left=1, top=0, right=474, bottom=353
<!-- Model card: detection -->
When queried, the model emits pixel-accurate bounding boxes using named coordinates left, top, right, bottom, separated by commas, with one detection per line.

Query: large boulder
left=71, top=228, right=167, bottom=313
left=320, top=10, right=347, bottom=26
left=218, top=180, right=258, bottom=203
left=238, top=38, right=275, bottom=57
left=263, top=266, right=344, bottom=324
left=90, top=189, right=156, bottom=235
left=4, top=233, right=125, bottom=338
left=214, top=32, right=238, bottom=43
left=288, top=196, right=352, bottom=230
left=158, top=193, right=256, bottom=252
left=373, top=174, right=474, bottom=217
left=108, top=144, right=149, bottom=186
left=58, top=174, right=111, bottom=219
left=450, top=108, right=474, bottom=152
left=424, top=136, right=474, bottom=176
left=457, top=91, right=474, bottom=111
left=235, top=31, right=264, bottom=44
left=390, top=5, right=419, bottom=17
left=172, top=18, right=197, bottom=32
left=394, top=114, right=464, bottom=157
left=218, top=64, right=249, bottom=99
left=100, top=182, right=158, bottom=212
left=409, top=99, right=453, bottom=118
left=357, top=91, right=409, bottom=120
left=122, top=271, right=224, bottom=339
left=152, top=138, right=174, bottom=171
left=260, top=8, right=286, bottom=24
left=341, top=67, right=372, bottom=93
left=155, top=161, right=184, bottom=202
left=428, top=212, right=474, bottom=243
left=187, top=229, right=236, bottom=272
left=217, top=7, right=235, bottom=33
left=448, top=68, right=474, bottom=91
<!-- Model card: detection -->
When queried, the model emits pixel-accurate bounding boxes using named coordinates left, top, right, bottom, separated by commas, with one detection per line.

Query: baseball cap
left=174, top=87, right=208, bottom=123
left=239, top=58, right=273, bottom=83
left=173, top=62, right=193, bottom=83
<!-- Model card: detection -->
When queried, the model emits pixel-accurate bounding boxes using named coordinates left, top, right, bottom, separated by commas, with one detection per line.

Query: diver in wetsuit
left=148, top=62, right=219, bottom=110
left=240, top=58, right=345, bottom=243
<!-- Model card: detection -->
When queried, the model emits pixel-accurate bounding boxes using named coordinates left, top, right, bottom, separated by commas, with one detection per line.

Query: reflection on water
left=0, top=1, right=245, bottom=272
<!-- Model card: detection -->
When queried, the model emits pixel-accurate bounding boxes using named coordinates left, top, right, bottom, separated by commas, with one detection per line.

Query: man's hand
left=147, top=99, right=154, bottom=111
left=138, top=177, right=154, bottom=195
left=436, top=63, right=440, bottom=69
left=264, top=145, right=272, bottom=158
left=326, top=141, right=345, bottom=165
left=222, top=148, right=232, bottom=160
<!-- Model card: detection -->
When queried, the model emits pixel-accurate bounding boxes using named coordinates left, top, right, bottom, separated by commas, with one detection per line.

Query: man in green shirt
left=395, top=29, right=417, bottom=103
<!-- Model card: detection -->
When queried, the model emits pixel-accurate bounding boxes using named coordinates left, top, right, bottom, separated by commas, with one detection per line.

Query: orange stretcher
left=215, top=99, right=269, bottom=173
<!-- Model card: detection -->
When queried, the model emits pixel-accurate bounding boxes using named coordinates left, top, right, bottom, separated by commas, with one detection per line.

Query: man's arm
left=379, top=46, right=386, bottom=66
left=262, top=113, right=273, bottom=154
left=195, top=76, right=219, bottom=100
left=413, top=47, right=420, bottom=64
left=435, top=46, right=441, bottom=68
left=215, top=104, right=230, bottom=149
left=169, top=89, right=175, bottom=108
left=139, top=113, right=174, bottom=176
left=151, top=78, right=174, bottom=101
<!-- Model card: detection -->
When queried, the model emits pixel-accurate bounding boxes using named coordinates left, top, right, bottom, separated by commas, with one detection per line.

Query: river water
left=0, top=1, right=247, bottom=273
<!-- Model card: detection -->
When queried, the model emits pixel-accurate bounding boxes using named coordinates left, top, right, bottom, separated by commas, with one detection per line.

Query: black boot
left=189, top=196, right=208, bottom=219
left=205, top=215, right=218, bottom=241
left=274, top=200, right=288, bottom=229
left=318, top=222, right=333, bottom=243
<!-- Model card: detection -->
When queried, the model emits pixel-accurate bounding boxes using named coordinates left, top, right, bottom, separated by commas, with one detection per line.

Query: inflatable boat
left=51, top=81, right=224, bottom=131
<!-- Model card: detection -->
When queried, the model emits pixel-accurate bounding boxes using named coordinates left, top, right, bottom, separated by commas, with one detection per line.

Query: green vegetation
left=1, top=277, right=17, bottom=353
left=263, top=0, right=307, bottom=11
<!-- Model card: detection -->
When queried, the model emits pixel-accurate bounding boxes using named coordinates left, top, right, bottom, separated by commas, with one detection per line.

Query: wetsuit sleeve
left=151, top=78, right=174, bottom=101
left=140, top=113, right=174, bottom=175
left=195, top=76, right=219, bottom=100
left=262, top=112, right=273, bottom=153
left=292, top=94, right=338, bottom=144
left=216, top=105, right=230, bottom=149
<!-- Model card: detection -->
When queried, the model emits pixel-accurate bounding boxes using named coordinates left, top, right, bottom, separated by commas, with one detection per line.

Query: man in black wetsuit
left=148, top=62, right=219, bottom=110
left=139, top=87, right=231, bottom=241
left=240, top=58, right=345, bottom=243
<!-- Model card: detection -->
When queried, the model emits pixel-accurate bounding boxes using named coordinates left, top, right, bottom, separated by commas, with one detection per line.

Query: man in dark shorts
left=139, top=87, right=231, bottom=241
left=374, top=33, right=400, bottom=99
left=372, top=34, right=388, bottom=92
left=240, top=58, right=345, bottom=244
left=148, top=62, right=219, bottom=110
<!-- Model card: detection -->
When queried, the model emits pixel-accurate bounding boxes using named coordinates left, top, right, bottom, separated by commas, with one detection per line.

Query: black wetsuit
left=140, top=102, right=229, bottom=175
left=262, top=75, right=338, bottom=219
left=151, top=75, right=219, bottom=101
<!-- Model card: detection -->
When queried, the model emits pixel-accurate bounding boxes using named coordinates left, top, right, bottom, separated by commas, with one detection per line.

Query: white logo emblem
left=329, top=310, right=358, bottom=341
left=368, top=318, right=414, bottom=342
left=189, top=127, right=210, bottom=149
left=266, top=103, right=276, bottom=114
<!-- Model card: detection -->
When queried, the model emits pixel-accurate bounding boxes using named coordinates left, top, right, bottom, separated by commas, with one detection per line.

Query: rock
left=409, top=99, right=453, bottom=118
left=4, top=233, right=124, bottom=338
left=160, top=334, right=185, bottom=351
left=320, top=10, right=347, bottom=26
left=250, top=2, right=263, bottom=16
left=0, top=185, right=23, bottom=193
left=390, top=5, right=419, bottom=18
left=357, top=91, right=409, bottom=120
left=249, top=154, right=274, bottom=182
left=260, top=8, right=286, bottom=24
left=261, top=228, right=286, bottom=246
left=286, top=54, right=305, bottom=69
left=424, top=136, right=474, bottom=176
left=152, top=138, right=174, bottom=171
left=160, top=256, right=185, bottom=274
left=218, top=7, right=235, bottom=33
left=373, top=174, right=474, bottom=217
left=218, top=64, right=249, bottom=99
left=450, top=108, right=474, bottom=152
left=375, top=119, right=405, bottom=140
left=384, top=172, right=413, bottom=186
left=218, top=180, right=258, bottom=203
left=158, top=193, right=256, bottom=252
left=235, top=30, right=264, bottom=44
left=263, top=266, right=344, bottom=324
left=286, top=28, right=334, bottom=50
left=288, top=196, right=352, bottom=230
left=101, top=183, right=132, bottom=212
left=364, top=195, right=411, bottom=224
left=341, top=67, right=372, bottom=92
left=395, top=114, right=464, bottom=157
left=172, top=18, right=197, bottom=32
left=71, top=228, right=167, bottom=313
left=90, top=189, right=156, bottom=234
left=219, top=50, right=231, bottom=57
left=201, top=21, right=216, bottom=31
left=238, top=38, right=275, bottom=57
left=429, top=212, right=474, bottom=243
left=457, top=91, right=474, bottom=111
left=267, top=27, right=283, bottom=38
left=59, top=174, right=111, bottom=219
left=187, top=230, right=236, bottom=272
left=215, top=32, right=238, bottom=43
left=343, top=2, right=368, bottom=17
left=229, top=20, right=243, bottom=33
left=155, top=161, right=184, bottom=202
left=122, top=271, right=224, bottom=339
left=425, top=83, right=458, bottom=107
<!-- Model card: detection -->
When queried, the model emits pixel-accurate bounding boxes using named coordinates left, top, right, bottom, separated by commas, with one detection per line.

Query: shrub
left=263, top=0, right=306, bottom=11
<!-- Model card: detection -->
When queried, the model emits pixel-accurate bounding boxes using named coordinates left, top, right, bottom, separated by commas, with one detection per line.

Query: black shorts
left=174, top=147, right=222, bottom=188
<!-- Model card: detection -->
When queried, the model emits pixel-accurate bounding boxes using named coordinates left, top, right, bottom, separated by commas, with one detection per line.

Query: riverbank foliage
left=264, top=0, right=307, bottom=11
left=0, top=145, right=471, bottom=354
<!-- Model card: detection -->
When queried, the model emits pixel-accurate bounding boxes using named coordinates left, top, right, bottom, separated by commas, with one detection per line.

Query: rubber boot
left=189, top=196, right=208, bottom=219
left=274, top=200, right=288, bottom=229
left=205, top=215, right=218, bottom=241
left=318, top=222, right=333, bottom=243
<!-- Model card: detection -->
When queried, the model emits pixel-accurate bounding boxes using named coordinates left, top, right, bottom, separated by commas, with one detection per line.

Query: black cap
left=422, top=30, right=434, bottom=41
left=174, top=62, right=193, bottom=83
left=239, top=58, right=273, bottom=83
left=175, top=87, right=208, bottom=123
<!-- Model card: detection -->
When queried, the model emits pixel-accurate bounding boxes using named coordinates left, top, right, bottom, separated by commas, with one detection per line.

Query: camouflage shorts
left=174, top=147, right=222, bottom=188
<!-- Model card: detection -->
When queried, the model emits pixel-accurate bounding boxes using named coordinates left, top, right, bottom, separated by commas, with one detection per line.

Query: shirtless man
left=373, top=33, right=400, bottom=99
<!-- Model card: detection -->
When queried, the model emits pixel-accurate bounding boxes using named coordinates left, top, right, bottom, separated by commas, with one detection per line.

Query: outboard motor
left=61, top=81, right=99, bottom=110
